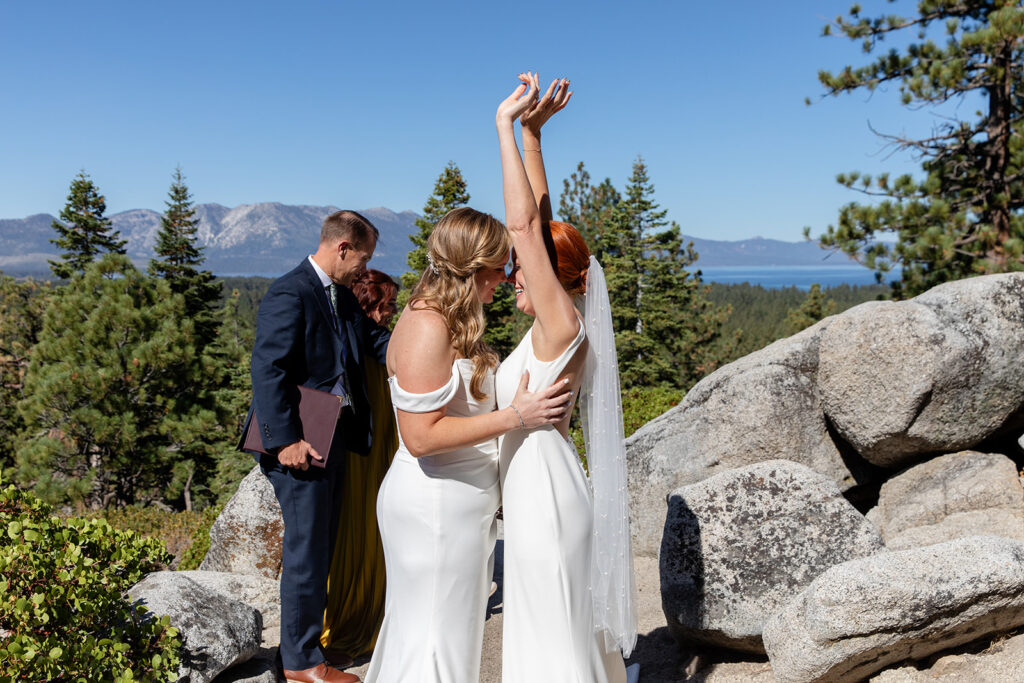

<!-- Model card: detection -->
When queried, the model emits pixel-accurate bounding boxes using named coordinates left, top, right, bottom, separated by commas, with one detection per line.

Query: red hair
left=350, top=269, right=398, bottom=316
left=511, top=222, right=590, bottom=296
left=547, top=221, right=590, bottom=296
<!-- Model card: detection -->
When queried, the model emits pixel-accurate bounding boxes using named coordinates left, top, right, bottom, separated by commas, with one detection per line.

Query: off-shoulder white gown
left=495, top=323, right=626, bottom=683
left=366, top=359, right=500, bottom=683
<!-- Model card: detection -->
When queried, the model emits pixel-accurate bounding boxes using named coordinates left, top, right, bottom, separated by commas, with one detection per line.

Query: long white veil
left=580, top=255, right=638, bottom=657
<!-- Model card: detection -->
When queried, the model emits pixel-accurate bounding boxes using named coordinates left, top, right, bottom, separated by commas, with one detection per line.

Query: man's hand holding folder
left=243, top=385, right=345, bottom=470
left=275, top=440, right=323, bottom=471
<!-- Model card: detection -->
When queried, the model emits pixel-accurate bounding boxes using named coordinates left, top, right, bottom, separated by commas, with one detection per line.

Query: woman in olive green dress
left=321, top=269, right=399, bottom=660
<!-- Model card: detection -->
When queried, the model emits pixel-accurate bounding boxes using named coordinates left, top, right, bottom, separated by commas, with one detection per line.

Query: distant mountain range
left=0, top=202, right=854, bottom=277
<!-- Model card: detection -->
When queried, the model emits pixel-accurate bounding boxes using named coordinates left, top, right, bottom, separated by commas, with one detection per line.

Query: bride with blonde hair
left=366, top=205, right=572, bottom=683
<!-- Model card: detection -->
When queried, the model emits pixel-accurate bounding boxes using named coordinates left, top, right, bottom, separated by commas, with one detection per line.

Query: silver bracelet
left=509, top=404, right=526, bottom=430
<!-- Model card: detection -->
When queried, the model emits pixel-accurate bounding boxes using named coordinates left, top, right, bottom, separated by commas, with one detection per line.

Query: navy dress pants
left=261, top=451, right=346, bottom=671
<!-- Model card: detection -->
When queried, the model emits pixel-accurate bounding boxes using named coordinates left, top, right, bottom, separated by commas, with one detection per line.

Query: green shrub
left=77, top=505, right=221, bottom=570
left=176, top=506, right=221, bottom=572
left=621, top=385, right=684, bottom=437
left=569, top=385, right=685, bottom=468
left=0, top=486, right=181, bottom=681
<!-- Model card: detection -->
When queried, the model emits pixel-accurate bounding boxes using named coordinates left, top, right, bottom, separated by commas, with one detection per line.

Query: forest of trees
left=1, top=170, right=252, bottom=513
left=0, top=162, right=881, bottom=515
left=0, top=161, right=868, bottom=511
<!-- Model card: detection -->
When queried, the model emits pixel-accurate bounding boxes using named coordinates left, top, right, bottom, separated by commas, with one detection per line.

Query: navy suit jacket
left=241, top=258, right=390, bottom=459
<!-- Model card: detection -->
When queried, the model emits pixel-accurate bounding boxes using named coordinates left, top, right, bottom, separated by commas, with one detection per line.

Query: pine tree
left=398, top=162, right=470, bottom=311
left=149, top=167, right=221, bottom=347
left=643, top=227, right=734, bottom=386
left=15, top=255, right=208, bottom=509
left=0, top=276, right=52, bottom=471
left=603, top=157, right=733, bottom=389
left=785, top=283, right=837, bottom=333
left=558, top=161, right=621, bottom=259
left=49, top=171, right=126, bottom=280
left=157, top=287, right=256, bottom=510
left=807, top=1, right=1024, bottom=298
left=202, top=289, right=257, bottom=504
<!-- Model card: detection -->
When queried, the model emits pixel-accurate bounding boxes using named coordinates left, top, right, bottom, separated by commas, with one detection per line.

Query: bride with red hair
left=495, top=74, right=637, bottom=682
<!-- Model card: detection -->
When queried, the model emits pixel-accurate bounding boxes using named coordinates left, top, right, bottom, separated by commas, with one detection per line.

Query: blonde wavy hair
left=409, top=207, right=511, bottom=400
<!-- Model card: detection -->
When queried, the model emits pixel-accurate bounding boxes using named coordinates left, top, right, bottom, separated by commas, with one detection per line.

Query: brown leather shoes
left=283, top=662, right=361, bottom=683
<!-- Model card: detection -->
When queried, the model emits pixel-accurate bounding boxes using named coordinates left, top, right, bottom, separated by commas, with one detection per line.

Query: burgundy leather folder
left=243, top=385, right=344, bottom=469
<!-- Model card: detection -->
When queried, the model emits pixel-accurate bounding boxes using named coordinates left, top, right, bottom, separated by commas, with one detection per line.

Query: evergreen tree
left=398, top=162, right=470, bottom=311
left=786, top=283, right=837, bottom=333
left=603, top=157, right=733, bottom=390
left=558, top=161, right=621, bottom=258
left=49, top=171, right=126, bottom=280
left=149, top=167, right=221, bottom=347
left=807, top=1, right=1024, bottom=298
left=15, top=255, right=208, bottom=510
left=202, top=289, right=257, bottom=504
left=157, top=287, right=256, bottom=510
left=0, top=276, right=52, bottom=471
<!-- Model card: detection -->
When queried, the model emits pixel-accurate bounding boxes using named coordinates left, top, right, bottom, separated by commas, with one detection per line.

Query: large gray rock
left=211, top=648, right=280, bottom=683
left=130, top=571, right=262, bottom=683
left=628, top=322, right=861, bottom=557
left=201, top=465, right=283, bottom=579
left=763, top=536, right=1024, bottom=683
left=868, top=630, right=1024, bottom=683
left=871, top=630, right=1024, bottom=682
left=660, top=460, right=884, bottom=654
left=819, top=274, right=1024, bottom=467
left=866, top=450, right=1024, bottom=550
left=180, top=570, right=281, bottom=630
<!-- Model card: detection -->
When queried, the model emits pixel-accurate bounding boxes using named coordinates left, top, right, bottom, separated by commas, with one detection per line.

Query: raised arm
left=519, top=75, right=572, bottom=222
left=496, top=73, right=580, bottom=359
left=389, top=308, right=570, bottom=456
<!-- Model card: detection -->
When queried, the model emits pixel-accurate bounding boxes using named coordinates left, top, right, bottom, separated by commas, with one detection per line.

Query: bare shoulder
left=388, top=306, right=456, bottom=391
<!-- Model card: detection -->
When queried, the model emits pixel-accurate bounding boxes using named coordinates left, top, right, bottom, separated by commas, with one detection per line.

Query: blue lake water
left=235, top=265, right=897, bottom=291
left=696, top=265, right=898, bottom=290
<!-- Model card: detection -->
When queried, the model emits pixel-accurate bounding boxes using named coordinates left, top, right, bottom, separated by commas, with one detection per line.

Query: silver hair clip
left=427, top=253, right=440, bottom=275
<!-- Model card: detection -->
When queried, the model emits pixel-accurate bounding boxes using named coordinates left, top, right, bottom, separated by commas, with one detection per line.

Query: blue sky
left=1, top=1, right=961, bottom=241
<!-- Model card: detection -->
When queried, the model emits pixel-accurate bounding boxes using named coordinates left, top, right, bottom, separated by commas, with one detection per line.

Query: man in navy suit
left=244, top=209, right=389, bottom=683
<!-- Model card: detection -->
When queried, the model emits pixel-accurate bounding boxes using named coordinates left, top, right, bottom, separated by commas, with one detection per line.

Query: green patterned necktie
left=328, top=283, right=338, bottom=318
left=327, top=282, right=354, bottom=408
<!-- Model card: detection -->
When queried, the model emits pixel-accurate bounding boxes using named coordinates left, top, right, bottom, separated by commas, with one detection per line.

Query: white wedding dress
left=366, top=359, right=500, bottom=683
left=495, top=322, right=627, bottom=683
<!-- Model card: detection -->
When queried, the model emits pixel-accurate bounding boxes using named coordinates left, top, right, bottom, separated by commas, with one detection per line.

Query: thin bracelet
left=523, top=147, right=542, bottom=152
left=509, top=404, right=526, bottom=430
